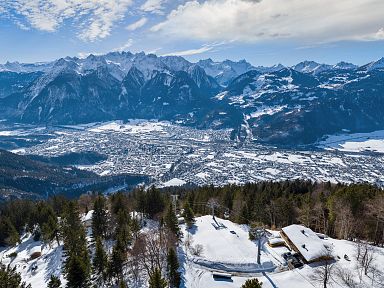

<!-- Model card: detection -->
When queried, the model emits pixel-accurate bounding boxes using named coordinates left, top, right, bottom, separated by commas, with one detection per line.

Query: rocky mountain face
left=223, top=64, right=384, bottom=144
left=1, top=53, right=384, bottom=145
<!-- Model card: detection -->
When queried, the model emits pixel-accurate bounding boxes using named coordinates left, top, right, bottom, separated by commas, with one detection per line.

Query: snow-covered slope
left=364, top=57, right=384, bottom=71
left=2, top=52, right=384, bottom=145
left=181, top=216, right=384, bottom=288
left=292, top=61, right=332, bottom=74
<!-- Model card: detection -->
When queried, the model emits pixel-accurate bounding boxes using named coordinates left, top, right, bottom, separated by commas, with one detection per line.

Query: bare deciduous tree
left=333, top=200, right=355, bottom=240
left=310, top=256, right=335, bottom=288
left=366, top=194, right=384, bottom=246
left=131, top=227, right=176, bottom=280
left=190, top=244, right=204, bottom=257
left=354, top=239, right=378, bottom=286
left=335, top=266, right=358, bottom=288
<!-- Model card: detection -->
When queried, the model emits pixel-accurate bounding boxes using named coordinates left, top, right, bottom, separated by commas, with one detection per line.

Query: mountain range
left=1, top=52, right=384, bottom=145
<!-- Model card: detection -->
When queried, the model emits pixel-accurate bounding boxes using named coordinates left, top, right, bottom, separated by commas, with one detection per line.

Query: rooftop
left=281, top=224, right=331, bottom=262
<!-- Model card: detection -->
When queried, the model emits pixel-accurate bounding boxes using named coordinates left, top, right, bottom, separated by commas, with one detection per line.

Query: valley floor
left=1, top=120, right=384, bottom=188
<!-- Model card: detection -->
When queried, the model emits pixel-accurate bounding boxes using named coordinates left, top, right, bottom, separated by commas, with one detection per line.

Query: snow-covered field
left=180, top=216, right=384, bottom=288
left=319, top=130, right=384, bottom=153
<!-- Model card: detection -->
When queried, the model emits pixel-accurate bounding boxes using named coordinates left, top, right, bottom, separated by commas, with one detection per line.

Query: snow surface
left=89, top=120, right=166, bottom=134
left=181, top=216, right=384, bottom=288
left=1, top=215, right=383, bottom=287
left=0, top=234, right=66, bottom=288
left=282, top=225, right=331, bottom=262
left=319, top=130, right=384, bottom=153
left=160, top=178, right=186, bottom=187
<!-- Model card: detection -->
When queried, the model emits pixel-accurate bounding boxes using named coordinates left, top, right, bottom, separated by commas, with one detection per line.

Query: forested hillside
left=0, top=181, right=383, bottom=287
left=0, top=149, right=148, bottom=202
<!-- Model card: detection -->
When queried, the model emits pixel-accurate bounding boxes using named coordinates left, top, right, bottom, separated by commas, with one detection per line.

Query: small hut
left=30, top=246, right=42, bottom=260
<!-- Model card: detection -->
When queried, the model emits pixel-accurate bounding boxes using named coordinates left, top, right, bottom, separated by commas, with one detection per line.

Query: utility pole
left=207, top=199, right=219, bottom=220
left=171, top=194, right=179, bottom=213
left=250, top=228, right=266, bottom=264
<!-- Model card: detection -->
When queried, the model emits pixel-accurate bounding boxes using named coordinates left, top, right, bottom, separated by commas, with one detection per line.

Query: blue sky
left=1, top=0, right=384, bottom=66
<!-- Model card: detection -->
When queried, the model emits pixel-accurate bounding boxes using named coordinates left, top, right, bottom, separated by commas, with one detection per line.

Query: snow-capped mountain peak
left=366, top=57, right=384, bottom=71
left=292, top=61, right=332, bottom=74
left=333, top=61, right=357, bottom=70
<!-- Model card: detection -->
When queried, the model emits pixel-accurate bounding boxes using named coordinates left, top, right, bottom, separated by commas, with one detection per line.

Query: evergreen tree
left=164, top=203, right=180, bottom=237
left=130, top=217, right=141, bottom=239
left=0, top=263, right=31, bottom=288
left=115, top=209, right=132, bottom=247
left=241, top=278, right=263, bottom=288
left=136, top=188, right=147, bottom=216
left=167, top=247, right=180, bottom=288
left=0, top=217, right=20, bottom=246
left=65, top=255, right=90, bottom=288
left=42, top=214, right=60, bottom=246
left=62, top=202, right=91, bottom=288
left=146, top=187, right=165, bottom=218
left=183, top=202, right=195, bottom=228
left=108, top=235, right=126, bottom=282
left=92, top=196, right=108, bottom=240
left=93, top=237, right=108, bottom=281
left=148, top=268, right=167, bottom=288
left=118, top=280, right=127, bottom=288
left=47, top=275, right=61, bottom=288
left=110, top=193, right=129, bottom=216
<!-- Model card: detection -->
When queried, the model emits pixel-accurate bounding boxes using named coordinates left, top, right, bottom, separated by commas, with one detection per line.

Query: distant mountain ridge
left=1, top=52, right=384, bottom=145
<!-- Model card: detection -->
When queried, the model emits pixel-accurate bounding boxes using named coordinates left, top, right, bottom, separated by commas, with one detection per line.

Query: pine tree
left=108, top=234, right=126, bottom=281
left=65, top=255, right=90, bottom=288
left=130, top=217, right=141, bottom=239
left=93, top=237, right=108, bottom=281
left=62, top=202, right=91, bottom=288
left=164, top=203, right=180, bottom=237
left=92, top=196, right=108, bottom=240
left=241, top=278, right=263, bottom=288
left=47, top=275, right=61, bottom=288
left=146, top=187, right=165, bottom=218
left=115, top=209, right=132, bottom=247
left=148, top=268, right=167, bottom=288
left=42, top=214, right=60, bottom=246
left=167, top=247, right=180, bottom=288
left=183, top=202, right=195, bottom=228
left=0, top=263, right=31, bottom=288
left=118, top=280, right=128, bottom=288
left=0, top=217, right=20, bottom=246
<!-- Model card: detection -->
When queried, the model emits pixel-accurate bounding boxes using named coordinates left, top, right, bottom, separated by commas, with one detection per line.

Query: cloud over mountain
left=152, top=0, right=384, bottom=43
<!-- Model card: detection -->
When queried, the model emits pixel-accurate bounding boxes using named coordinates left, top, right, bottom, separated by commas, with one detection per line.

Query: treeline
left=171, top=180, right=384, bottom=245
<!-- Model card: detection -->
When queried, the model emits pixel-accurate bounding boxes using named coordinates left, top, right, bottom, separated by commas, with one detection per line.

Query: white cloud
left=115, top=38, right=134, bottom=51
left=162, top=46, right=213, bottom=57
left=77, top=51, right=103, bottom=59
left=14, top=20, right=30, bottom=31
left=372, top=28, right=384, bottom=40
left=0, top=0, right=133, bottom=41
left=140, top=0, right=166, bottom=14
left=126, top=17, right=148, bottom=31
left=162, top=41, right=228, bottom=56
left=152, top=0, right=384, bottom=43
